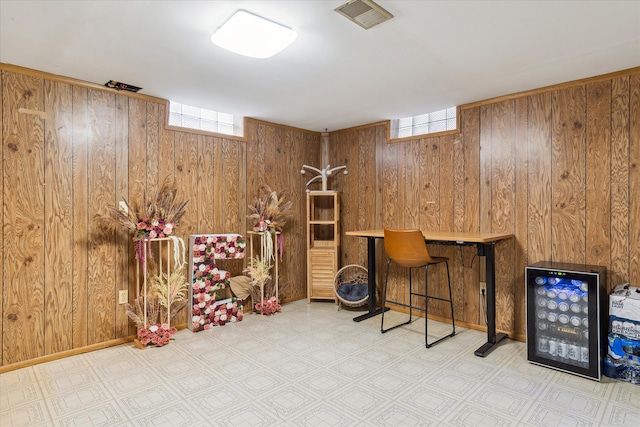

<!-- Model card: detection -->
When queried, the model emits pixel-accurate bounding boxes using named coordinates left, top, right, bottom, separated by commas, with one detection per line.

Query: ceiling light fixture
left=211, top=10, right=297, bottom=59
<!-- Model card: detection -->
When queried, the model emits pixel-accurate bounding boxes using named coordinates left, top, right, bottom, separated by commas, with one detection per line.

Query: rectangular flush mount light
left=211, top=10, right=297, bottom=58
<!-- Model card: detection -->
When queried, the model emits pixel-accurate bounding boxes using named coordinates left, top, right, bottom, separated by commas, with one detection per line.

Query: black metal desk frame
left=352, top=235, right=508, bottom=357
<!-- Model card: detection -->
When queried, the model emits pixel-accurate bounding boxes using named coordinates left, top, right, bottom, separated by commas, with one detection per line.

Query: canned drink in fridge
left=580, top=346, right=589, bottom=363
left=537, top=297, right=547, bottom=307
left=558, top=314, right=570, bottom=324
left=537, top=310, right=548, bottom=319
left=580, top=281, right=589, bottom=292
left=558, top=290, right=569, bottom=300
left=547, top=312, right=558, bottom=322
left=570, top=316, right=582, bottom=327
left=558, top=340, right=569, bottom=358
left=558, top=302, right=570, bottom=312
left=535, top=277, right=547, bottom=286
left=547, top=300, right=558, bottom=310
left=570, top=303, right=582, bottom=313
left=548, top=338, right=558, bottom=356
left=582, top=304, right=588, bottom=314
left=569, top=291, right=581, bottom=303
left=537, top=336, right=549, bottom=354
left=538, top=321, right=549, bottom=331
left=582, top=293, right=589, bottom=303
left=569, top=344, right=580, bottom=361
left=582, top=317, right=589, bottom=328
left=547, top=288, right=559, bottom=298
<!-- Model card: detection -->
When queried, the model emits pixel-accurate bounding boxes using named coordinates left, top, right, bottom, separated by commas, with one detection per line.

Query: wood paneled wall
left=332, top=69, right=640, bottom=340
left=1, top=65, right=320, bottom=368
left=2, top=63, right=638, bottom=369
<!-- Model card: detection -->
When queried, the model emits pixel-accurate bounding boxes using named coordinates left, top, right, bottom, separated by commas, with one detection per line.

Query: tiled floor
left=1, top=300, right=639, bottom=426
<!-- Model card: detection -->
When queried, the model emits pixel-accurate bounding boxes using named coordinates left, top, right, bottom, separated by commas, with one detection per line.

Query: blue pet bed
left=334, top=264, right=369, bottom=308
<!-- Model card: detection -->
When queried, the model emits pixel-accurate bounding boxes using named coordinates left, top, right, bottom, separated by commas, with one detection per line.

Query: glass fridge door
left=526, top=264, right=604, bottom=380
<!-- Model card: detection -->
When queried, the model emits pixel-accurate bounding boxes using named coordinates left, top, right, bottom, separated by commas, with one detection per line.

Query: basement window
left=390, top=107, right=458, bottom=139
left=168, top=101, right=243, bottom=137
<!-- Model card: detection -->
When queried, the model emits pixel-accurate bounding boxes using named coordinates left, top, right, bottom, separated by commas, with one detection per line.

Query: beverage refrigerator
left=526, top=261, right=607, bottom=381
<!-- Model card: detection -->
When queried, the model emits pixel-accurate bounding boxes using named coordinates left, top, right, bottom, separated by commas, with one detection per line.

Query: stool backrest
left=383, top=228, right=436, bottom=268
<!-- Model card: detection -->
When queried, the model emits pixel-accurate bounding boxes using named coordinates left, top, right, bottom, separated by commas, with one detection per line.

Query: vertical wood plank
left=71, top=86, right=89, bottom=348
left=629, top=73, right=640, bottom=286
left=285, top=130, right=305, bottom=299
left=610, top=77, right=630, bottom=287
left=451, top=133, right=467, bottom=321
left=146, top=102, right=159, bottom=197
left=491, top=100, right=516, bottom=333
left=380, top=130, right=399, bottom=303
left=527, top=92, right=552, bottom=264
left=2, top=71, right=45, bottom=364
left=87, top=89, right=116, bottom=344
left=478, top=105, right=492, bottom=325
left=461, top=107, right=481, bottom=324
left=157, top=102, right=175, bottom=185
left=174, top=132, right=199, bottom=244
left=585, top=81, right=611, bottom=278
left=199, top=135, right=215, bottom=232
left=114, top=95, right=129, bottom=337
left=224, top=138, right=241, bottom=232
left=420, top=136, right=440, bottom=231
left=0, top=71, right=3, bottom=364
left=126, top=98, right=147, bottom=309
left=514, top=97, right=529, bottom=335
left=358, top=127, right=377, bottom=266
left=404, top=139, right=420, bottom=229
left=436, top=135, right=455, bottom=317
left=44, top=80, right=74, bottom=354
left=551, top=87, right=587, bottom=264
left=479, top=105, right=493, bottom=235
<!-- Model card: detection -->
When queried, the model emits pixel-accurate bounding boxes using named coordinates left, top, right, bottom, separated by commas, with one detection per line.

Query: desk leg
left=353, top=236, right=388, bottom=322
left=474, top=242, right=508, bottom=357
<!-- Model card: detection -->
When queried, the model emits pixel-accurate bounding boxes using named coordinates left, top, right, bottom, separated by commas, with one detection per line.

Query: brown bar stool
left=381, top=228, right=456, bottom=347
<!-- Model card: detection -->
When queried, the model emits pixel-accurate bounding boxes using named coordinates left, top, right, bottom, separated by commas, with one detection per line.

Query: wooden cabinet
left=306, top=191, right=340, bottom=302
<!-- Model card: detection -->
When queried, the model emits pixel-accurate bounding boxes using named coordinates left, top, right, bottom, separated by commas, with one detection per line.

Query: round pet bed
left=334, top=264, right=369, bottom=309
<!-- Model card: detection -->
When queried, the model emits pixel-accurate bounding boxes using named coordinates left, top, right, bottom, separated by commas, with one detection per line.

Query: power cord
left=480, top=288, right=488, bottom=326
left=458, top=246, right=478, bottom=269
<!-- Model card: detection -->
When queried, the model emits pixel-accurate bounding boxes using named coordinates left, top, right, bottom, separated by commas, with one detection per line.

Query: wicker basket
left=334, top=264, right=369, bottom=309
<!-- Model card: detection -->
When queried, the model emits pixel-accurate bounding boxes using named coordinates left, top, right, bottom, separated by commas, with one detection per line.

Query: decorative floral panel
left=188, top=234, right=246, bottom=332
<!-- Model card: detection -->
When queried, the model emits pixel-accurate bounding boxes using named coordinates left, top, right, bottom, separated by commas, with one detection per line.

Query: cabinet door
left=309, top=250, right=337, bottom=299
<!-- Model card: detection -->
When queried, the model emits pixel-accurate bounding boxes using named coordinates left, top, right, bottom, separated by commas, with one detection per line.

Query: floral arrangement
left=135, top=217, right=174, bottom=241
left=247, top=185, right=292, bottom=233
left=192, top=234, right=246, bottom=261
left=105, top=179, right=190, bottom=269
left=189, top=234, right=246, bottom=332
left=192, top=297, right=243, bottom=332
left=255, top=296, right=281, bottom=315
left=126, top=264, right=189, bottom=346
left=244, top=256, right=272, bottom=288
left=134, top=323, right=178, bottom=348
left=228, top=257, right=284, bottom=315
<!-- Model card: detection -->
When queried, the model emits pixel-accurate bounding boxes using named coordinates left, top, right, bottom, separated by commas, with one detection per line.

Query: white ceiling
left=1, top=1, right=639, bottom=132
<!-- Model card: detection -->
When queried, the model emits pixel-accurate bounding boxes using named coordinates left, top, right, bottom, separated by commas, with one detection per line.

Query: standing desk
left=345, top=229, right=513, bottom=357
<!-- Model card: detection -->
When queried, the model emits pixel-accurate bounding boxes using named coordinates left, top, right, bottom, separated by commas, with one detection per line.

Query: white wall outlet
left=118, top=289, right=128, bottom=304
left=479, top=281, right=487, bottom=295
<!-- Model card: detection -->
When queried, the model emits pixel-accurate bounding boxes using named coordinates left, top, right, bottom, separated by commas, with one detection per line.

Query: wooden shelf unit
left=306, top=191, right=340, bottom=302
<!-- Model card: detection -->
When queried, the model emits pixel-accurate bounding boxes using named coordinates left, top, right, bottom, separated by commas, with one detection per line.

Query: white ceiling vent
left=335, top=0, right=393, bottom=30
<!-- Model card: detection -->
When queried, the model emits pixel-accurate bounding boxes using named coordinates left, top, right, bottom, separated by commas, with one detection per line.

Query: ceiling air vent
left=335, top=0, right=393, bottom=30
